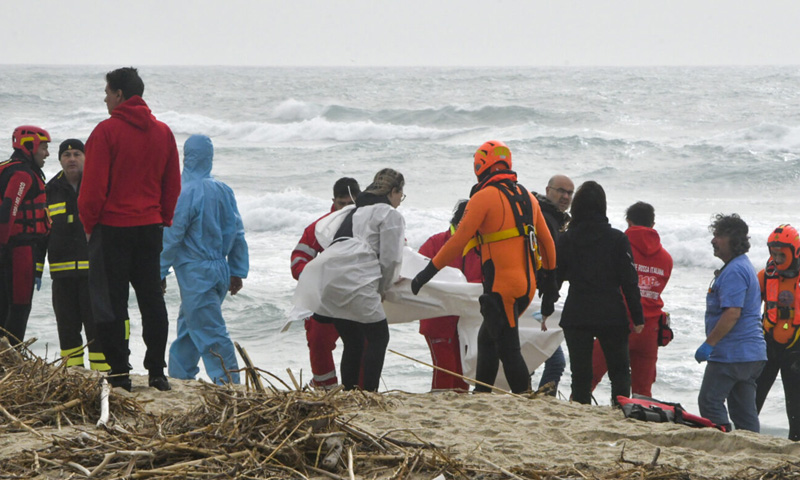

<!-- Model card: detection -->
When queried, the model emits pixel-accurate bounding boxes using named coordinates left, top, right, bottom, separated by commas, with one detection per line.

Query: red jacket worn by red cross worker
left=79, top=96, right=181, bottom=234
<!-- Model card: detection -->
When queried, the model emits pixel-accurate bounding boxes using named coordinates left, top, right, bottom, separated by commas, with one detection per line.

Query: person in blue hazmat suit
left=160, top=134, right=249, bottom=384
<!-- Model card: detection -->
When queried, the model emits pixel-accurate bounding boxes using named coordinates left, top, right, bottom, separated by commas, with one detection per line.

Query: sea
left=1, top=65, right=799, bottom=438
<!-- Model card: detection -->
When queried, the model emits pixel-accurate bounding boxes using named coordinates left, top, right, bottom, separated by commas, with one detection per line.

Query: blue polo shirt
left=705, top=254, right=767, bottom=363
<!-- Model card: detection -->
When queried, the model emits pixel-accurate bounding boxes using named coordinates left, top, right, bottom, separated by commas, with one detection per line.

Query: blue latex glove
left=34, top=277, right=41, bottom=291
left=695, top=342, right=714, bottom=363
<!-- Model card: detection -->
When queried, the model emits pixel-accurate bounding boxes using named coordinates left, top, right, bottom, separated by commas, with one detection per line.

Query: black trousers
left=53, top=276, right=107, bottom=369
left=756, top=339, right=800, bottom=441
left=88, top=225, right=168, bottom=375
left=0, top=244, right=35, bottom=345
left=474, top=292, right=530, bottom=394
left=332, top=318, right=389, bottom=392
left=564, top=325, right=631, bottom=405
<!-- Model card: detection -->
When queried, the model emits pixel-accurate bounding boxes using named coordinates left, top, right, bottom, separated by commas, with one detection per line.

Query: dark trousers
left=332, top=318, right=389, bottom=392
left=88, top=225, right=168, bottom=376
left=756, top=340, right=800, bottom=440
left=564, top=325, right=631, bottom=405
left=474, top=292, right=530, bottom=394
left=0, top=244, right=35, bottom=345
left=53, top=276, right=107, bottom=369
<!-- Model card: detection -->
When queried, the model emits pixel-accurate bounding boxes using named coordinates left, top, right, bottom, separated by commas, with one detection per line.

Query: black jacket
left=557, top=214, right=644, bottom=329
left=534, top=193, right=570, bottom=243
left=45, top=172, right=88, bottom=278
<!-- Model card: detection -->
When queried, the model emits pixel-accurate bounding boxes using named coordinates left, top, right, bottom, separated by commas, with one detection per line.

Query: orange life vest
left=761, top=264, right=800, bottom=347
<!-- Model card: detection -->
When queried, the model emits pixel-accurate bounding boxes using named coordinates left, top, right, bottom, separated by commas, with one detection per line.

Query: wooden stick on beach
left=387, top=349, right=526, bottom=399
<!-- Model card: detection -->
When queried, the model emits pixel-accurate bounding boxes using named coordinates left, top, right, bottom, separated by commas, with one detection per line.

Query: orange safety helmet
left=767, top=224, right=800, bottom=271
left=12, top=125, right=51, bottom=156
left=473, top=140, right=511, bottom=178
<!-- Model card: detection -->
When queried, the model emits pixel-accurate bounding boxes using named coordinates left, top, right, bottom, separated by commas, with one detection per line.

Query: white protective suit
left=293, top=202, right=405, bottom=323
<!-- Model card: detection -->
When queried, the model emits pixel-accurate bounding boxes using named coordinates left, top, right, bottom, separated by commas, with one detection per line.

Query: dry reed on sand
left=1, top=340, right=799, bottom=479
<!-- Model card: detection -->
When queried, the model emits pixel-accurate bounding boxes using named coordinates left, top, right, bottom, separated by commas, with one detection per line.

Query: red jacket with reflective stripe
left=291, top=205, right=335, bottom=280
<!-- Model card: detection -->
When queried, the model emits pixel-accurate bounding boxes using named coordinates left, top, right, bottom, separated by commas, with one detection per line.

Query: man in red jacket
left=591, top=201, right=672, bottom=397
left=79, top=67, right=181, bottom=392
left=291, top=177, right=360, bottom=388
left=0, top=126, right=51, bottom=346
left=418, top=200, right=482, bottom=391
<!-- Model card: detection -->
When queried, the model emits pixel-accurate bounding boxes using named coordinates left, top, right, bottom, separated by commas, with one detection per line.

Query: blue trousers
left=536, top=346, right=566, bottom=395
left=698, top=360, right=765, bottom=432
left=168, top=264, right=239, bottom=385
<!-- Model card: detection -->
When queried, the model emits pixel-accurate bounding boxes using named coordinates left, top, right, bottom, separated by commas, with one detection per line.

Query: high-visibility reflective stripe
left=50, top=261, right=89, bottom=272
left=50, top=261, right=77, bottom=271
left=293, top=244, right=318, bottom=258
left=36, top=262, right=44, bottom=272
left=48, top=202, right=67, bottom=216
left=124, top=319, right=130, bottom=340
left=61, top=346, right=85, bottom=367
left=290, top=257, right=305, bottom=268
left=313, top=370, right=337, bottom=382
left=89, top=352, right=110, bottom=371
left=67, top=214, right=74, bottom=223
left=89, top=351, right=107, bottom=361
left=90, top=361, right=111, bottom=371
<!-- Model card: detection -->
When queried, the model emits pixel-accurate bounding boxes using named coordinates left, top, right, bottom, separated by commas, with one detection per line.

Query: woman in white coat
left=296, top=168, right=405, bottom=391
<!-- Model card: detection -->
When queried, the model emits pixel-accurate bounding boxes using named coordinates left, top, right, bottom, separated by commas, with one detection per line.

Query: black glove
left=411, top=261, right=439, bottom=295
left=541, top=291, right=557, bottom=317
left=538, top=269, right=558, bottom=297
left=538, top=269, right=559, bottom=317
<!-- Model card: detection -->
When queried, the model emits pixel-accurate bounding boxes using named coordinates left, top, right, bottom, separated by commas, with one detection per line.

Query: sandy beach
left=3, top=364, right=800, bottom=479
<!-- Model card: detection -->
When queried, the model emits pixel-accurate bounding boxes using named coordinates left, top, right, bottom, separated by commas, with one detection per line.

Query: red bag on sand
left=617, top=394, right=728, bottom=432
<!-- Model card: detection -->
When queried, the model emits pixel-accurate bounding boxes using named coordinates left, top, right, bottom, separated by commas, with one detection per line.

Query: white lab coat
left=293, top=202, right=405, bottom=323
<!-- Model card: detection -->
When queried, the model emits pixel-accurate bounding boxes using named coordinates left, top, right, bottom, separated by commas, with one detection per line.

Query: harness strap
left=463, top=224, right=531, bottom=256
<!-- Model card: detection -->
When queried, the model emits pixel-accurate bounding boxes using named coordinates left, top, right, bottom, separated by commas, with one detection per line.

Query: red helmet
left=473, top=140, right=511, bottom=178
left=767, top=224, right=800, bottom=271
left=12, top=125, right=51, bottom=156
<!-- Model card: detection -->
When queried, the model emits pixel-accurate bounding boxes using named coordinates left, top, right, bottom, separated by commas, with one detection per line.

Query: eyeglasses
left=548, top=186, right=574, bottom=197
left=401, top=193, right=407, bottom=202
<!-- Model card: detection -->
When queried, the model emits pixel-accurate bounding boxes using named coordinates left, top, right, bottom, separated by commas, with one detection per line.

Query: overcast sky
left=3, top=0, right=799, bottom=67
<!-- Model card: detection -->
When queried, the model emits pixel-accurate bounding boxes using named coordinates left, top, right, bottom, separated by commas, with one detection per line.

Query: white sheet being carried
left=290, top=246, right=564, bottom=391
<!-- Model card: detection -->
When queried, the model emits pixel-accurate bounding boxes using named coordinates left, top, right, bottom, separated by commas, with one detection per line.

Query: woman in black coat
left=547, top=181, right=644, bottom=405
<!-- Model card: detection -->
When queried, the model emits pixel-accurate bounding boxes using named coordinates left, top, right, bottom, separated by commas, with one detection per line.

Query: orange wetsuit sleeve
left=431, top=197, right=488, bottom=270
left=757, top=269, right=766, bottom=302
left=532, top=194, right=556, bottom=270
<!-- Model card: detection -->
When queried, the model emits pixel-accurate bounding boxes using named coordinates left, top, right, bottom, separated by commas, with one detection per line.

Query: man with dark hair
left=0, top=126, right=51, bottom=345
left=592, top=201, right=672, bottom=397
left=696, top=213, right=766, bottom=432
left=79, top=67, right=181, bottom=392
left=290, top=177, right=360, bottom=388
left=46, top=139, right=108, bottom=371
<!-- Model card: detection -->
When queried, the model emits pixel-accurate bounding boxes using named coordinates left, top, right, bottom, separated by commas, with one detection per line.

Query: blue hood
left=182, top=134, right=213, bottom=182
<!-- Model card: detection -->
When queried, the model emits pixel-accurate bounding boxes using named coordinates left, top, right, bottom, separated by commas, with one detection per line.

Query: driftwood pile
left=0, top=338, right=798, bottom=479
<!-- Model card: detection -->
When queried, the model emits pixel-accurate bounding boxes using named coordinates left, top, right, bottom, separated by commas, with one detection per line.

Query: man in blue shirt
left=696, top=214, right=767, bottom=432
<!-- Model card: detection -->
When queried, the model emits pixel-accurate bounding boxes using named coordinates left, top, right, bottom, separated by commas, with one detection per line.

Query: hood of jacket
left=182, top=134, right=213, bottom=182
left=569, top=214, right=611, bottom=246
left=111, top=96, right=155, bottom=131
left=625, top=225, right=663, bottom=256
